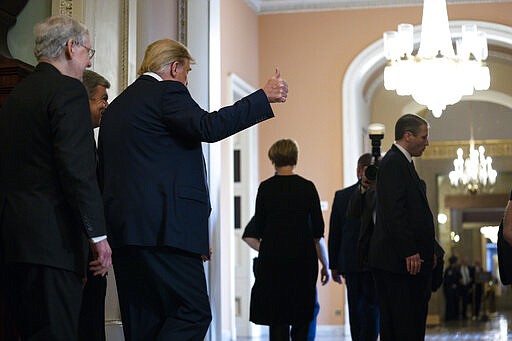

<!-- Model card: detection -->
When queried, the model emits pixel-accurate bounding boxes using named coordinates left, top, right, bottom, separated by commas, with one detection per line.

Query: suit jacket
left=368, top=144, right=436, bottom=275
left=432, top=240, right=445, bottom=291
left=498, top=218, right=512, bottom=284
left=328, top=183, right=361, bottom=274
left=0, top=62, right=106, bottom=274
left=98, top=75, right=274, bottom=255
left=347, top=186, right=376, bottom=269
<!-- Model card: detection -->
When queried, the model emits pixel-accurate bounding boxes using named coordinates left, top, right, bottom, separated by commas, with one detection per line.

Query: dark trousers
left=269, top=321, right=310, bottom=341
left=1, top=263, right=82, bottom=341
left=473, top=284, right=483, bottom=318
left=459, top=284, right=471, bottom=319
left=372, top=269, right=431, bottom=341
left=113, top=246, right=212, bottom=341
left=443, top=288, right=459, bottom=321
left=78, top=265, right=107, bottom=341
left=345, top=271, right=380, bottom=341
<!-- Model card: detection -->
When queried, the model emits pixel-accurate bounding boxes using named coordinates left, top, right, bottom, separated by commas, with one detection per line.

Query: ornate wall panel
left=422, top=140, right=512, bottom=160
left=52, top=0, right=84, bottom=21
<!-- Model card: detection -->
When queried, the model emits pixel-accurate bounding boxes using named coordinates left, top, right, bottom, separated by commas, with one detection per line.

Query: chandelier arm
left=382, top=0, right=490, bottom=117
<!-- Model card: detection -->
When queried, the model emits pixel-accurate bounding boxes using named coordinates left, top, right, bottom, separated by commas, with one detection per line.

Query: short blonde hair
left=137, top=39, right=195, bottom=76
left=268, top=139, right=299, bottom=167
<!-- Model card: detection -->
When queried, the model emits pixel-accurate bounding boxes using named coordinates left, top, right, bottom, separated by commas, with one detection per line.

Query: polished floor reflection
left=426, top=312, right=511, bottom=340
left=240, top=310, right=512, bottom=340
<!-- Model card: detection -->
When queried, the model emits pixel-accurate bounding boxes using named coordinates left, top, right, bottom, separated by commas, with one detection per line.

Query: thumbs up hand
left=263, top=67, right=288, bottom=103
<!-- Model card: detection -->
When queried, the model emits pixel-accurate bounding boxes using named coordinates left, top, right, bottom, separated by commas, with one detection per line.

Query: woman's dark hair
left=268, top=139, right=298, bottom=167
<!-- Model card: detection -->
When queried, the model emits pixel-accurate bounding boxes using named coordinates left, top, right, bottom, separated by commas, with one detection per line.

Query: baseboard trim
left=316, top=324, right=351, bottom=336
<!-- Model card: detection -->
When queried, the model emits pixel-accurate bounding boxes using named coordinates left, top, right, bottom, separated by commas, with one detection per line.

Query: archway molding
left=342, top=20, right=512, bottom=184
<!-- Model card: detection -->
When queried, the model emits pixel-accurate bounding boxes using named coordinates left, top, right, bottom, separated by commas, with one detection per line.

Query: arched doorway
left=342, top=20, right=512, bottom=184
left=342, top=20, right=512, bottom=324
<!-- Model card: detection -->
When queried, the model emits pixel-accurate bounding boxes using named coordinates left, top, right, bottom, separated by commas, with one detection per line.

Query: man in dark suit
left=0, top=15, right=111, bottom=340
left=78, top=69, right=111, bottom=341
left=368, top=113, right=437, bottom=341
left=459, top=256, right=473, bottom=320
left=443, top=256, right=460, bottom=321
left=471, top=259, right=484, bottom=319
left=83, top=69, right=110, bottom=129
left=329, top=153, right=380, bottom=341
left=98, top=38, right=288, bottom=340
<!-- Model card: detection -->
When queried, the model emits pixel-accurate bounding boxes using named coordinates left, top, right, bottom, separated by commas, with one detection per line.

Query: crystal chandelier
left=448, top=140, right=497, bottom=194
left=383, top=0, right=490, bottom=118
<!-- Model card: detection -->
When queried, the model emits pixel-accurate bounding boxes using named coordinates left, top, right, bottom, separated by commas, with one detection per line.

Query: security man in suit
left=98, top=38, right=288, bottom=340
left=0, top=15, right=111, bottom=340
left=368, top=113, right=438, bottom=341
left=329, top=153, right=380, bottom=341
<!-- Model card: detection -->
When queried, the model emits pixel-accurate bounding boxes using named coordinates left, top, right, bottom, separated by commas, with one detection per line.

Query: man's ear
left=170, top=61, right=179, bottom=77
left=64, top=39, right=74, bottom=60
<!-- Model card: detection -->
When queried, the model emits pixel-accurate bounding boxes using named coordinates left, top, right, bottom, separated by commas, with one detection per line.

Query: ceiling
left=243, top=0, right=512, bottom=145
left=244, top=0, right=508, bottom=14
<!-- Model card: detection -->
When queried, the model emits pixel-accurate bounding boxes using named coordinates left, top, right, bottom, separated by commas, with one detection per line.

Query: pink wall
left=221, top=0, right=259, bottom=99
left=257, top=3, right=512, bottom=325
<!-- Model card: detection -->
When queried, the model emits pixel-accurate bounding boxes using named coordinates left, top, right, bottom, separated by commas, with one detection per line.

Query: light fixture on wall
left=450, top=231, right=460, bottom=243
left=382, top=0, right=490, bottom=118
left=448, top=121, right=497, bottom=194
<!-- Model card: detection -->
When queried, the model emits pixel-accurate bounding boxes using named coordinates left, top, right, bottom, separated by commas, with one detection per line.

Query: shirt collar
left=394, top=142, right=413, bottom=163
left=143, top=72, right=163, bottom=81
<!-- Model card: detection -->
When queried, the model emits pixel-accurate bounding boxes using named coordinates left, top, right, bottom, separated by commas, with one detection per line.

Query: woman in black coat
left=249, top=139, right=329, bottom=341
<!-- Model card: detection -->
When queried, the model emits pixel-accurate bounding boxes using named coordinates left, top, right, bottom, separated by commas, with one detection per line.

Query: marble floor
left=239, top=308, right=512, bottom=341
left=425, top=313, right=512, bottom=341
left=106, top=292, right=512, bottom=340
left=107, top=311, right=512, bottom=340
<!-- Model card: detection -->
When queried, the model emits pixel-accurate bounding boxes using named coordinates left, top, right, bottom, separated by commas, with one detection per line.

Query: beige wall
left=221, top=0, right=259, bottom=98
left=257, top=3, right=512, bottom=325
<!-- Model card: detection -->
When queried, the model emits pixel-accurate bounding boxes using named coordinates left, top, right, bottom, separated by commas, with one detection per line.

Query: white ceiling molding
left=245, top=0, right=510, bottom=14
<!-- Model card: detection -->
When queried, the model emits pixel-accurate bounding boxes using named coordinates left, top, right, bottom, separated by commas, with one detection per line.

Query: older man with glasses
left=0, top=15, right=111, bottom=340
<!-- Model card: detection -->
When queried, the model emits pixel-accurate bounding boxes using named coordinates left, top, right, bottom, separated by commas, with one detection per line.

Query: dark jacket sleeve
left=498, top=218, right=512, bottom=284
left=51, top=79, right=106, bottom=238
left=254, top=183, right=267, bottom=239
left=242, top=216, right=259, bottom=239
left=309, top=181, right=324, bottom=239
left=161, top=83, right=274, bottom=143
left=328, top=191, right=344, bottom=271
left=431, top=239, right=445, bottom=291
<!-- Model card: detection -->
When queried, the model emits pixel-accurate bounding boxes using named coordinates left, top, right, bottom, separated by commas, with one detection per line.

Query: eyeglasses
left=69, top=41, right=95, bottom=59
left=79, top=43, right=95, bottom=59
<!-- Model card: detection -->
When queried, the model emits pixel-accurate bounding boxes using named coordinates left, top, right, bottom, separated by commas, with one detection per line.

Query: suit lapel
left=391, top=145, right=428, bottom=203
left=408, top=160, right=428, bottom=201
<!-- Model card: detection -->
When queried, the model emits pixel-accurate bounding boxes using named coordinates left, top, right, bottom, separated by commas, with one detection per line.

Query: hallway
left=426, top=313, right=511, bottom=340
